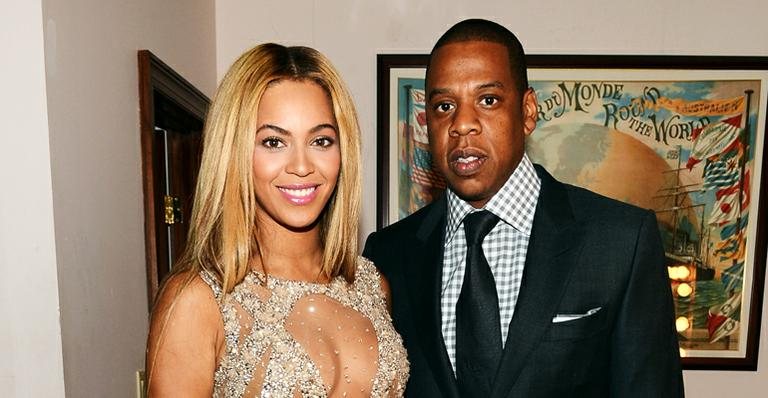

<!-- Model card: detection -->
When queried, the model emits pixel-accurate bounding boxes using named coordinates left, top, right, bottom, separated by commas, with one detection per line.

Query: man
left=364, top=19, right=684, bottom=397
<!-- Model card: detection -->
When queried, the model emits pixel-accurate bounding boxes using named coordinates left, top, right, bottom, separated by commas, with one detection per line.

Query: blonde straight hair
left=168, top=43, right=362, bottom=295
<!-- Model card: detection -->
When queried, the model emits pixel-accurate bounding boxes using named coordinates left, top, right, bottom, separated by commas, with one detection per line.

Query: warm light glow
left=667, top=266, right=676, bottom=279
left=677, top=283, right=693, bottom=297
left=668, top=265, right=691, bottom=281
left=675, top=316, right=691, bottom=332
left=679, top=348, right=687, bottom=358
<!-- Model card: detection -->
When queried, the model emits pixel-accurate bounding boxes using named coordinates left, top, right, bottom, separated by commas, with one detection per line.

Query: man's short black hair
left=427, top=19, right=528, bottom=93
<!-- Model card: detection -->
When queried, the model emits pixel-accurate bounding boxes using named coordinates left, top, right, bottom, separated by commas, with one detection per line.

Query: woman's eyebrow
left=255, top=124, right=290, bottom=135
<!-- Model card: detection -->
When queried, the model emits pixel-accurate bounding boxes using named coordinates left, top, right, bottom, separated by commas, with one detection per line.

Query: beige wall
left=0, top=0, right=65, bottom=396
left=41, top=0, right=215, bottom=396
left=216, top=1, right=768, bottom=396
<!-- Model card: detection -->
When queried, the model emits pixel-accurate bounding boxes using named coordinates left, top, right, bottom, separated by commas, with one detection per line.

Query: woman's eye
left=262, top=137, right=285, bottom=149
left=313, top=136, right=335, bottom=148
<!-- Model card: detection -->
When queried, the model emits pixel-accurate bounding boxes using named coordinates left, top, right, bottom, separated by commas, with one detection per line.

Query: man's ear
left=521, top=88, right=538, bottom=137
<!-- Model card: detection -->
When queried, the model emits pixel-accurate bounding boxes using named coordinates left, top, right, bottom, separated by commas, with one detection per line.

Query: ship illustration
left=653, top=146, right=716, bottom=302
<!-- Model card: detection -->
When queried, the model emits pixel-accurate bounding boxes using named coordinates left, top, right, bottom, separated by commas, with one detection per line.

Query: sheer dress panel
left=200, top=257, right=409, bottom=397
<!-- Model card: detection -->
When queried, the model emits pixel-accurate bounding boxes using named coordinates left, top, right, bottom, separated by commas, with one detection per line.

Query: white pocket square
left=552, top=307, right=602, bottom=323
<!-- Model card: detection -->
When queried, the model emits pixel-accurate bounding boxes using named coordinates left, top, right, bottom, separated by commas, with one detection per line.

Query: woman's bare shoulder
left=152, top=271, right=219, bottom=317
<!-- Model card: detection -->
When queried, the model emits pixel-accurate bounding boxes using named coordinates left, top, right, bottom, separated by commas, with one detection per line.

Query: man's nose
left=449, top=104, right=480, bottom=137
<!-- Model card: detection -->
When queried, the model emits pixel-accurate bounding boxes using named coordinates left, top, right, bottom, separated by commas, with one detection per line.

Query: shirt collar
left=445, top=153, right=541, bottom=244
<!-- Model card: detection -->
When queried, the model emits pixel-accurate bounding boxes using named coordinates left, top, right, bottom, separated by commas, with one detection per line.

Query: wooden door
left=138, top=50, right=210, bottom=309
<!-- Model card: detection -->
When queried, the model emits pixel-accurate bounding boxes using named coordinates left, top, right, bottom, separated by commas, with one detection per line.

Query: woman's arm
left=146, top=273, right=224, bottom=397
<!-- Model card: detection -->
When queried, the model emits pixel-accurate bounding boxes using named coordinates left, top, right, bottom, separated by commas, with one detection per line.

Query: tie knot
left=463, top=210, right=500, bottom=246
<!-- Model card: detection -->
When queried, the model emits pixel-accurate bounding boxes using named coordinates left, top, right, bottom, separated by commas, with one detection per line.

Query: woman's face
left=251, top=80, right=341, bottom=231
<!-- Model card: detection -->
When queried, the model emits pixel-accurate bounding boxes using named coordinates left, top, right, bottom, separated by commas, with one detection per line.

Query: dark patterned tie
left=456, top=210, right=502, bottom=396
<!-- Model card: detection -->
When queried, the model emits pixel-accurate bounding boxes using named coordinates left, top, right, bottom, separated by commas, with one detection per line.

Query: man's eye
left=313, top=136, right=335, bottom=147
left=481, top=97, right=498, bottom=106
left=435, top=103, right=454, bottom=113
left=262, top=137, right=285, bottom=149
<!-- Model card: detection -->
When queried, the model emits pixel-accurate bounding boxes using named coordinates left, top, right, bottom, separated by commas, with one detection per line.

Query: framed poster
left=376, top=54, right=768, bottom=370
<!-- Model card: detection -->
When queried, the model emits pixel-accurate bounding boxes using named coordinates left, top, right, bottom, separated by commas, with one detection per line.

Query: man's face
left=426, top=40, right=538, bottom=208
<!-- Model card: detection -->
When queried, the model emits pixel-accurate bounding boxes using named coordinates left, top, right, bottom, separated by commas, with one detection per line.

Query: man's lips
left=277, top=184, right=320, bottom=205
left=448, top=148, right=488, bottom=177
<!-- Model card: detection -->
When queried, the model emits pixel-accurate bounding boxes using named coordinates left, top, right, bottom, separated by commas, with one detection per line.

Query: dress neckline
left=249, top=268, right=340, bottom=287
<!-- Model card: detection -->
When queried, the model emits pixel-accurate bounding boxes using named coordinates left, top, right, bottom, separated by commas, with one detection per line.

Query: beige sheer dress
left=200, top=257, right=409, bottom=397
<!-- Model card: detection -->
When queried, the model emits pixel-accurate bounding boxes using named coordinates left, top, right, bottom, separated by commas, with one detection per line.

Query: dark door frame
left=138, top=50, right=210, bottom=309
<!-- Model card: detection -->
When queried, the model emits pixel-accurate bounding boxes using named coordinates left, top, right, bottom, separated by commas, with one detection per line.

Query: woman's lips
left=277, top=184, right=320, bottom=205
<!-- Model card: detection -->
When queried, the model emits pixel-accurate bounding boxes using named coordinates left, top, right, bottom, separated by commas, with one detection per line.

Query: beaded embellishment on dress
left=200, top=257, right=409, bottom=397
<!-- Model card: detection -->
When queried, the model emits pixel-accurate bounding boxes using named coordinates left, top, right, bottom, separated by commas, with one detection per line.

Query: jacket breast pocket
left=543, top=306, right=609, bottom=342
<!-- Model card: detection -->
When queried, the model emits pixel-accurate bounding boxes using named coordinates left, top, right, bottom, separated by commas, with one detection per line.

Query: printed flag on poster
left=730, top=236, right=747, bottom=261
left=405, top=86, right=445, bottom=212
left=707, top=292, right=741, bottom=343
left=740, top=168, right=751, bottom=209
left=714, top=233, right=746, bottom=261
left=701, top=152, right=741, bottom=192
left=408, top=88, right=444, bottom=189
left=721, top=261, right=745, bottom=293
left=686, top=114, right=743, bottom=169
left=410, top=89, right=428, bottom=144
left=709, top=189, right=741, bottom=225
left=714, top=233, right=740, bottom=254
left=707, top=166, right=750, bottom=226
left=719, top=218, right=748, bottom=240
left=410, top=145, right=445, bottom=189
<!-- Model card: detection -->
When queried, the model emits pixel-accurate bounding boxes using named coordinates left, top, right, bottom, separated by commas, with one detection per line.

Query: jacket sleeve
left=362, top=231, right=378, bottom=261
left=609, top=211, right=685, bottom=397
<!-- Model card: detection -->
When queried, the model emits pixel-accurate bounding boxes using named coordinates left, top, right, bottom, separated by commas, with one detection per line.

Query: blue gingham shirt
left=441, top=154, right=541, bottom=371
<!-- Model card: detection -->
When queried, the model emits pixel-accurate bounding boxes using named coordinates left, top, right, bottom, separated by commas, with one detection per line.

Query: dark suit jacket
left=364, top=165, right=684, bottom=397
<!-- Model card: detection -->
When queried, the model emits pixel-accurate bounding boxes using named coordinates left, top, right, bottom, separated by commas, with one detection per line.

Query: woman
left=146, top=43, right=409, bottom=397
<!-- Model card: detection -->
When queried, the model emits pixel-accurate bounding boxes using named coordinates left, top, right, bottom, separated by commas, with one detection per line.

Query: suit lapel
left=404, top=196, right=461, bottom=398
left=491, top=166, right=584, bottom=398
